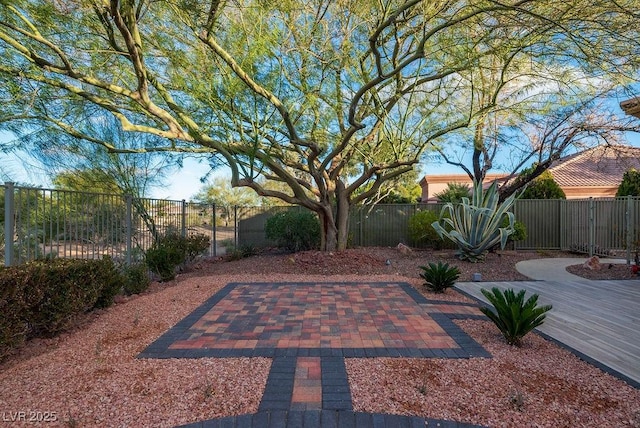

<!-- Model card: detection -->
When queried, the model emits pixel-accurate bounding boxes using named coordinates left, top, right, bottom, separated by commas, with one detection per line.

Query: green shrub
left=408, top=210, right=450, bottom=249
left=219, top=238, right=235, bottom=250
left=146, top=239, right=184, bottom=282
left=616, top=168, right=640, bottom=197
left=184, top=233, right=211, bottom=262
left=26, top=260, right=101, bottom=337
left=0, top=258, right=123, bottom=358
left=145, top=233, right=210, bottom=281
left=265, top=210, right=320, bottom=252
left=93, top=256, right=124, bottom=309
left=509, top=220, right=527, bottom=243
left=226, top=244, right=259, bottom=261
left=498, top=217, right=527, bottom=244
left=0, top=265, right=31, bottom=360
left=480, top=287, right=552, bottom=347
left=419, top=262, right=461, bottom=293
left=434, top=182, right=471, bottom=203
left=122, top=263, right=151, bottom=295
left=29, top=258, right=122, bottom=336
left=520, top=170, right=566, bottom=199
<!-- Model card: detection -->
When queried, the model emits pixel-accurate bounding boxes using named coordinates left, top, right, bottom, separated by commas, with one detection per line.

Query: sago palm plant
left=480, top=287, right=552, bottom=347
left=419, top=262, right=460, bottom=293
left=431, top=180, right=517, bottom=262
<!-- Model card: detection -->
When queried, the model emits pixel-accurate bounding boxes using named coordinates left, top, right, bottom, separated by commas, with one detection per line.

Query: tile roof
left=621, top=97, right=640, bottom=119
left=549, top=145, right=640, bottom=187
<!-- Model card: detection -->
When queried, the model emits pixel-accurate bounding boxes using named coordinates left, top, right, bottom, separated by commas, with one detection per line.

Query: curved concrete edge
left=515, top=257, right=628, bottom=281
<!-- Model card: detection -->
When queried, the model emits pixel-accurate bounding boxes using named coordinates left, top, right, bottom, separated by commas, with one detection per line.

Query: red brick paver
left=291, top=357, right=322, bottom=410
left=168, top=283, right=465, bottom=351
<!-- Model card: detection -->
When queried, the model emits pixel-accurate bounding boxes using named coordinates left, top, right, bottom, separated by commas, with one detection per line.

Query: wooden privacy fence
left=3, top=181, right=639, bottom=266
left=238, top=199, right=639, bottom=261
left=514, top=197, right=640, bottom=259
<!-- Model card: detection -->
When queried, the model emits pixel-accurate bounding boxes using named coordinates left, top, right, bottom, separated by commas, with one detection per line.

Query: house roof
left=621, top=97, right=640, bottom=119
left=418, top=173, right=508, bottom=185
left=549, top=145, right=640, bottom=188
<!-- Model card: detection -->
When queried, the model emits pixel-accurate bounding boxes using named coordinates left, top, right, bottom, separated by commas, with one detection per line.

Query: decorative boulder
left=583, top=256, right=601, bottom=271
left=397, top=243, right=413, bottom=255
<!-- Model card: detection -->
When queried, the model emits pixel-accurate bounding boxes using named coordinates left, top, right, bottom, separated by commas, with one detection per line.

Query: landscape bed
left=0, top=248, right=638, bottom=427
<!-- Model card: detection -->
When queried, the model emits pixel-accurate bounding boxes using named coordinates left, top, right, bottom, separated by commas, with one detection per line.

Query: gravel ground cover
left=0, top=247, right=638, bottom=427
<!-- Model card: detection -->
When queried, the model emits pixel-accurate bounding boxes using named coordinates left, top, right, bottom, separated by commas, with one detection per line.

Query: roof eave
left=620, top=97, right=640, bottom=119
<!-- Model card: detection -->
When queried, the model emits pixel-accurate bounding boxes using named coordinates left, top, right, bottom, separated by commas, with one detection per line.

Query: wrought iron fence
left=3, top=181, right=639, bottom=267
left=1, top=183, right=220, bottom=266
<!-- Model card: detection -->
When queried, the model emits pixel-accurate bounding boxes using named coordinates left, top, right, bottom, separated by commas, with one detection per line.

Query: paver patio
left=139, top=281, right=488, bottom=427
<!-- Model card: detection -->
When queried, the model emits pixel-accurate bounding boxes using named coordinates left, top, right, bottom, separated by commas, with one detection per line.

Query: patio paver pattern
left=139, top=282, right=488, bottom=427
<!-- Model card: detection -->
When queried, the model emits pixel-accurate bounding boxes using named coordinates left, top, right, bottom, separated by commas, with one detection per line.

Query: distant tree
left=47, top=169, right=130, bottom=244
left=192, top=177, right=262, bottom=226
left=52, top=170, right=122, bottom=194
left=616, top=169, right=640, bottom=197
left=358, top=168, right=422, bottom=205
left=434, top=183, right=471, bottom=203
left=52, top=165, right=166, bottom=240
left=520, top=171, right=566, bottom=199
left=377, top=189, right=421, bottom=204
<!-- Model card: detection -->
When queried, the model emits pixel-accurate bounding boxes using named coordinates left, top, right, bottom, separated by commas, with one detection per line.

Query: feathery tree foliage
left=1, top=1, right=639, bottom=250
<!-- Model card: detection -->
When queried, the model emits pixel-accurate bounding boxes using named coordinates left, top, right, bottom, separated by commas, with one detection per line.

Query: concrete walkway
left=456, top=258, right=640, bottom=389
left=514, top=257, right=629, bottom=281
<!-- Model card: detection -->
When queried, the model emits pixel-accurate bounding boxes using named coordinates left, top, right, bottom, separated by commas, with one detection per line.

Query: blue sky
left=2, top=127, right=639, bottom=201
left=0, top=129, right=461, bottom=201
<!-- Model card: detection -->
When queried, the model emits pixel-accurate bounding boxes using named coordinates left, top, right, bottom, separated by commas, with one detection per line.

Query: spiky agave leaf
left=432, top=181, right=517, bottom=262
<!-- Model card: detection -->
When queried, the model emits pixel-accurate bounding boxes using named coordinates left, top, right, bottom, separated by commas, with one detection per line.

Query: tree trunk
left=335, top=189, right=351, bottom=251
left=315, top=191, right=351, bottom=252
left=317, top=205, right=338, bottom=251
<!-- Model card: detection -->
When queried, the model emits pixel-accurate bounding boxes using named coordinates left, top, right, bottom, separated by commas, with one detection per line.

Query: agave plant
left=419, top=262, right=460, bottom=293
left=480, top=287, right=552, bottom=347
left=431, top=180, right=517, bottom=262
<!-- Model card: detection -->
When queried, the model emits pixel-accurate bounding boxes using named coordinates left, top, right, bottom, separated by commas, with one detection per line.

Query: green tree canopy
left=520, top=170, right=566, bottom=199
left=192, top=176, right=263, bottom=226
left=192, top=176, right=262, bottom=207
left=1, top=0, right=639, bottom=250
left=356, top=168, right=422, bottom=205
left=616, top=169, right=640, bottom=197
left=434, top=183, right=471, bottom=203
left=53, top=170, right=123, bottom=194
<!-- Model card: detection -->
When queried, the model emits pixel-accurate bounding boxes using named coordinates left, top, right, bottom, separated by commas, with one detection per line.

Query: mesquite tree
left=1, top=0, right=639, bottom=250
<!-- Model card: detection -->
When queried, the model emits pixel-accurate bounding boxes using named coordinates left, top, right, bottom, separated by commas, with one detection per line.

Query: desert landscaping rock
left=1, top=248, right=637, bottom=427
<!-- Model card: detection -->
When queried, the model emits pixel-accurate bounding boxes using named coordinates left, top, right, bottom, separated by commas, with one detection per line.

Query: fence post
left=626, top=196, right=632, bottom=265
left=359, top=206, right=364, bottom=247
left=4, top=182, right=15, bottom=267
left=126, top=195, right=132, bottom=266
left=589, top=198, right=595, bottom=257
left=212, top=204, right=217, bottom=257
left=181, top=199, right=187, bottom=238
left=558, top=199, right=563, bottom=251
left=234, top=205, right=238, bottom=247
